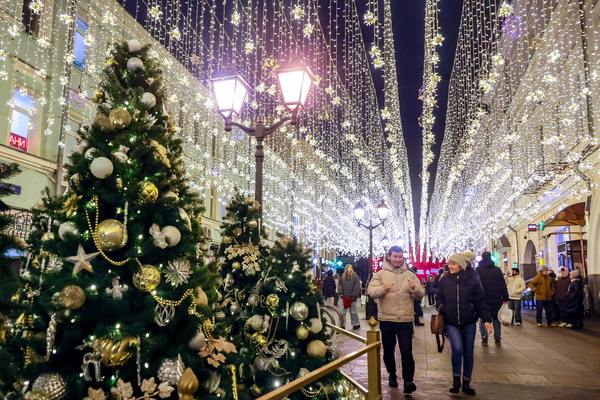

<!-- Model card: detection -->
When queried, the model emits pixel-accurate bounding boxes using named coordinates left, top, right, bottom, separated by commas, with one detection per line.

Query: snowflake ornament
left=165, top=258, right=192, bottom=287
left=149, top=6, right=162, bottom=21
left=46, top=254, right=64, bottom=273
left=292, top=5, right=305, bottom=20
left=364, top=10, right=377, bottom=26
left=303, top=23, right=314, bottom=38
left=231, top=10, right=241, bottom=26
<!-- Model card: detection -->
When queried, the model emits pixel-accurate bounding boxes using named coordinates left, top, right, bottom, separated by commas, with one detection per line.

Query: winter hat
left=570, top=269, right=580, bottom=279
left=448, top=251, right=476, bottom=270
left=539, top=266, right=549, bottom=272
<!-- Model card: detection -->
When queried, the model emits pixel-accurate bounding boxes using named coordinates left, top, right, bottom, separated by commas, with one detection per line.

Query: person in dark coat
left=409, top=266, right=425, bottom=326
left=554, top=267, right=571, bottom=326
left=425, top=275, right=436, bottom=306
left=564, top=269, right=584, bottom=329
left=476, top=251, right=508, bottom=345
left=322, top=270, right=337, bottom=307
left=437, top=251, right=492, bottom=396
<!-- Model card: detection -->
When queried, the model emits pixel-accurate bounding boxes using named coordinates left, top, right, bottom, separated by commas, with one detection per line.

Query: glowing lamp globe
left=377, top=199, right=390, bottom=222
left=353, top=201, right=365, bottom=222
left=209, top=70, right=250, bottom=121
left=274, top=59, right=315, bottom=114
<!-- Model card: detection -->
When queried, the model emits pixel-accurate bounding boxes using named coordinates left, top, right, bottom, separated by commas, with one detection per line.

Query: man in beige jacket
left=368, top=246, right=424, bottom=393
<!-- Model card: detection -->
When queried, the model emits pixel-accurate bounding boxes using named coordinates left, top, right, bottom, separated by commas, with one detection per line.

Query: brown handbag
left=430, top=313, right=445, bottom=353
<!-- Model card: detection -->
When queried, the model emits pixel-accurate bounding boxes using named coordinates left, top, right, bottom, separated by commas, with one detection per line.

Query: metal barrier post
left=366, top=317, right=382, bottom=400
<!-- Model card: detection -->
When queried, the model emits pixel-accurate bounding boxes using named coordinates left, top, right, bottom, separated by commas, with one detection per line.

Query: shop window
left=22, top=0, right=41, bottom=36
left=73, top=16, right=88, bottom=70
left=8, top=88, right=39, bottom=153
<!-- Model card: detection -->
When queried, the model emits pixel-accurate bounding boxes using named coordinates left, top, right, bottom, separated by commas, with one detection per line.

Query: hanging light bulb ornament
left=96, top=219, right=127, bottom=251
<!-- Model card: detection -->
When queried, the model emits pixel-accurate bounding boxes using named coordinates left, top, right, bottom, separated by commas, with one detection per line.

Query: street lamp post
left=209, top=59, right=315, bottom=220
left=353, top=199, right=390, bottom=319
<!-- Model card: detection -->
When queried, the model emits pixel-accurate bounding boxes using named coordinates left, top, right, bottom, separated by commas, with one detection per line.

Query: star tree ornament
left=165, top=258, right=192, bottom=287
left=67, top=244, right=99, bottom=275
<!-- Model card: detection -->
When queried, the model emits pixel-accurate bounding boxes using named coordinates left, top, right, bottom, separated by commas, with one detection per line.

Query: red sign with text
left=8, top=133, right=28, bottom=152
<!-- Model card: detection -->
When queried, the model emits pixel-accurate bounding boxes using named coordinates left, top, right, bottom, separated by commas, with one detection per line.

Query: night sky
left=390, top=0, right=464, bottom=231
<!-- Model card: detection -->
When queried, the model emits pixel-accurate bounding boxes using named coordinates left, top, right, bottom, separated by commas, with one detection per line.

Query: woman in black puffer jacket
left=436, top=251, right=492, bottom=396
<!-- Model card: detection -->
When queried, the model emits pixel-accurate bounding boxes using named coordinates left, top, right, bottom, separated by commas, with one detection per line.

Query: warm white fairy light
left=427, top=0, right=599, bottom=256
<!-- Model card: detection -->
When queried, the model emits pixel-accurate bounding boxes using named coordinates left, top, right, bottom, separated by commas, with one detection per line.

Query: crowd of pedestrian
left=321, top=248, right=587, bottom=396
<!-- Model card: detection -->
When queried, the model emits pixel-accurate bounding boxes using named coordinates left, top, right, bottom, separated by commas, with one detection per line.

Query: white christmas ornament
left=127, top=57, right=144, bottom=72
left=307, top=318, right=323, bottom=334
left=106, top=277, right=128, bottom=300
left=162, top=226, right=181, bottom=247
left=58, top=222, right=79, bottom=241
left=127, top=39, right=142, bottom=52
left=112, top=151, right=128, bottom=162
left=90, top=157, right=114, bottom=179
left=141, top=92, right=156, bottom=108
left=178, top=208, right=191, bottom=230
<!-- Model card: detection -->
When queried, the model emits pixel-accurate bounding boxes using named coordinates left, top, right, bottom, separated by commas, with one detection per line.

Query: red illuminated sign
left=8, top=133, right=28, bottom=152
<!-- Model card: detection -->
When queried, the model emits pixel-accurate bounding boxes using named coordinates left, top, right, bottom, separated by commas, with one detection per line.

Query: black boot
left=388, top=373, right=398, bottom=388
left=403, top=382, right=416, bottom=394
left=462, top=379, right=476, bottom=395
left=449, top=376, right=461, bottom=393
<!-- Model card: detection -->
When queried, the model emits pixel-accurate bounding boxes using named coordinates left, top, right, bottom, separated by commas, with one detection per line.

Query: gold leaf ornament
left=62, top=193, right=82, bottom=217
left=149, top=139, right=171, bottom=167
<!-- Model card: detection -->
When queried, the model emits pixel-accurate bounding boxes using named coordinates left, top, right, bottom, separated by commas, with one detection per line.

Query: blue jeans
left=339, top=300, right=360, bottom=328
left=446, top=323, right=476, bottom=380
left=479, top=317, right=501, bottom=340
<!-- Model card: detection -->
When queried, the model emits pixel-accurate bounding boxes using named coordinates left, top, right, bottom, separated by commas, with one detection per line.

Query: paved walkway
left=333, top=306, right=600, bottom=399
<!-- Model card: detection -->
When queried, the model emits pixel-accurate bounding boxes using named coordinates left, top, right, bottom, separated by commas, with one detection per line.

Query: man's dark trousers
left=380, top=321, right=415, bottom=383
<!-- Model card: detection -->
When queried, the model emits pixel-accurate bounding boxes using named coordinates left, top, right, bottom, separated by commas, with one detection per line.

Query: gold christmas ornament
left=247, top=220, right=258, bottom=229
left=231, top=261, right=241, bottom=270
left=109, top=108, right=132, bottom=129
left=138, top=181, right=159, bottom=204
left=195, top=287, right=208, bottom=306
left=306, top=340, right=327, bottom=358
left=150, top=140, right=171, bottom=167
left=92, top=336, right=140, bottom=367
left=295, top=325, right=309, bottom=340
left=232, top=227, right=243, bottom=237
left=250, top=201, right=261, bottom=211
left=31, top=373, right=67, bottom=400
left=96, top=219, right=127, bottom=251
left=41, top=232, right=55, bottom=242
left=265, top=294, right=280, bottom=310
left=222, top=236, right=232, bottom=244
left=244, top=196, right=254, bottom=205
left=133, top=265, right=161, bottom=292
left=290, top=301, right=309, bottom=321
left=177, top=368, right=200, bottom=400
left=59, top=285, right=86, bottom=310
left=93, top=112, right=113, bottom=131
left=250, top=332, right=268, bottom=347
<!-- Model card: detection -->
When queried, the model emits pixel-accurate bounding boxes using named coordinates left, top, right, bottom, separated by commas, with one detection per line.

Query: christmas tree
left=2, top=41, right=235, bottom=399
left=0, top=162, right=24, bottom=392
left=214, top=191, right=269, bottom=399
left=217, top=192, right=343, bottom=398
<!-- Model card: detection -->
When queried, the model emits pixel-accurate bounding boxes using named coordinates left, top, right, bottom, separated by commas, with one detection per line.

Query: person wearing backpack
left=437, top=251, right=492, bottom=396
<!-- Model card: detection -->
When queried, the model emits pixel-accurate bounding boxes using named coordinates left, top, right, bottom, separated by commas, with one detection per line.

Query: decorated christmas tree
left=214, top=192, right=269, bottom=399
left=217, top=192, right=343, bottom=398
left=1, top=41, right=235, bottom=399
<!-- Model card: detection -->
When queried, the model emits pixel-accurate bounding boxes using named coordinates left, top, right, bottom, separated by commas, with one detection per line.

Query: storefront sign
left=8, top=132, right=28, bottom=152
left=528, top=224, right=537, bottom=232
left=0, top=182, right=21, bottom=195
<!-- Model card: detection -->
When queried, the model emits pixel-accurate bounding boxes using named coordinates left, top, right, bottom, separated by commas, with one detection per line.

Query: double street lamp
left=353, top=199, right=390, bottom=319
left=209, top=59, right=315, bottom=220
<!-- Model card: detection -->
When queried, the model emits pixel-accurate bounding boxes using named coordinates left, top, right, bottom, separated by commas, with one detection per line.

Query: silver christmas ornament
left=290, top=301, right=309, bottom=321
left=58, top=222, right=79, bottom=241
left=127, top=39, right=142, bottom=52
left=247, top=293, right=260, bottom=307
left=106, top=277, right=128, bottom=300
left=154, top=303, right=176, bottom=327
left=157, top=355, right=185, bottom=385
left=253, top=355, right=272, bottom=371
left=31, top=373, right=67, bottom=400
left=141, top=92, right=157, bottom=108
left=247, top=314, right=264, bottom=331
left=127, top=57, right=144, bottom=72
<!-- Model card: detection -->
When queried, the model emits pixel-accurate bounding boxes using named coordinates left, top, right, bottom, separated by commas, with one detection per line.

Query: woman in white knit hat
left=436, top=251, right=492, bottom=396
